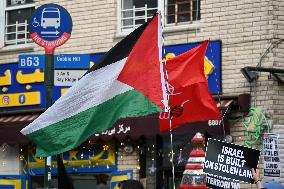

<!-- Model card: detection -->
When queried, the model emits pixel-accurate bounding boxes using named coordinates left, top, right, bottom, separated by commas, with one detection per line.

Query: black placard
left=206, top=174, right=240, bottom=189
left=204, top=139, right=260, bottom=183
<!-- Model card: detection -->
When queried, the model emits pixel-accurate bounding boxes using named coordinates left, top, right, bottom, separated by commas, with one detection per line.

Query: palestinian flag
left=21, top=13, right=164, bottom=157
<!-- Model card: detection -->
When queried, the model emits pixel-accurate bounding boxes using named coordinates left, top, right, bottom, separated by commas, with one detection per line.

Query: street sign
left=29, top=4, right=72, bottom=54
left=19, top=54, right=45, bottom=68
left=54, top=70, right=87, bottom=86
left=55, top=54, right=90, bottom=69
left=18, top=54, right=90, bottom=69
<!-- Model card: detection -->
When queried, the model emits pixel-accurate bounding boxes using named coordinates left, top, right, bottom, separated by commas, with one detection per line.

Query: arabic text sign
left=0, top=63, right=45, bottom=110
left=263, top=133, right=281, bottom=178
left=94, top=124, right=131, bottom=137
left=204, top=139, right=260, bottom=183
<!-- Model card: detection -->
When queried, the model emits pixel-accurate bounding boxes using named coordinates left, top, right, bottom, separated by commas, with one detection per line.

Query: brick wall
left=117, top=147, right=140, bottom=180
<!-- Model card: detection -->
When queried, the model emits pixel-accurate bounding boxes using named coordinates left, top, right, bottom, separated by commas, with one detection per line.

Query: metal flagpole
left=44, top=54, right=54, bottom=188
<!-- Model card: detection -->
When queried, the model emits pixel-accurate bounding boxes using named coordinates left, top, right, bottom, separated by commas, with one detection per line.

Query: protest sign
left=204, top=139, right=260, bottom=183
left=206, top=174, right=240, bottom=189
left=263, top=133, right=281, bottom=178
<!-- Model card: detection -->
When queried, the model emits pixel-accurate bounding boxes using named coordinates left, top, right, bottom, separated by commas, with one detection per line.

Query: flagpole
left=158, top=12, right=176, bottom=189
left=44, top=53, right=54, bottom=188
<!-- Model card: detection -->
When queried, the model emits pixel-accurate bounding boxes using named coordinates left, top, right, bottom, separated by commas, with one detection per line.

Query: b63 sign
left=19, top=55, right=45, bottom=68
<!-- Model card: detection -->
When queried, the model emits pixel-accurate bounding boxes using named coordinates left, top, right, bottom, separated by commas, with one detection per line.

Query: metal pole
left=44, top=54, right=54, bottom=188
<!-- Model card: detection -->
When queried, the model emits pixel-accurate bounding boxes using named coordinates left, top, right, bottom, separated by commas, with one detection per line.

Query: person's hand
left=252, top=168, right=266, bottom=189
left=252, top=168, right=260, bottom=181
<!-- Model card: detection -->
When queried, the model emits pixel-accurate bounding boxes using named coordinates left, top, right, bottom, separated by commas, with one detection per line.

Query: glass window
left=118, top=0, right=201, bottom=34
left=166, top=0, right=200, bottom=24
left=120, top=0, right=158, bottom=32
left=4, top=0, right=35, bottom=46
left=7, top=0, right=34, bottom=7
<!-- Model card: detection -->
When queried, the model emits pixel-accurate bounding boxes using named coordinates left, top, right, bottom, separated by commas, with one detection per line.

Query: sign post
left=29, top=3, right=72, bottom=188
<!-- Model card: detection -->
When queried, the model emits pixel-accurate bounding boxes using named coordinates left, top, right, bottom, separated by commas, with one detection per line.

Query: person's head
left=96, top=174, right=108, bottom=185
left=118, top=179, right=144, bottom=189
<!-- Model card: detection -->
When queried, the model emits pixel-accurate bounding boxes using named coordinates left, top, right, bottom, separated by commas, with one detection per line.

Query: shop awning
left=0, top=113, right=40, bottom=124
left=91, top=97, right=240, bottom=141
left=0, top=112, right=42, bottom=144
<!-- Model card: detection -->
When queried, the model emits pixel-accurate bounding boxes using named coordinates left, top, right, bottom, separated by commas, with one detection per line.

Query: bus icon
left=41, top=7, right=61, bottom=29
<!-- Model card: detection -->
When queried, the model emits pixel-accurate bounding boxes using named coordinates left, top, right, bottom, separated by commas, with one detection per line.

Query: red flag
left=160, top=41, right=221, bottom=132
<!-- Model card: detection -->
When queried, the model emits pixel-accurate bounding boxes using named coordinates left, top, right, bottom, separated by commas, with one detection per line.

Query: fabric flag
left=160, top=41, right=221, bottom=132
left=21, top=13, right=164, bottom=157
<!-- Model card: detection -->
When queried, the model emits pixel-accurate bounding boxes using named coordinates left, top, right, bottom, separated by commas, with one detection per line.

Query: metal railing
left=4, top=20, right=31, bottom=46
left=121, top=4, right=157, bottom=31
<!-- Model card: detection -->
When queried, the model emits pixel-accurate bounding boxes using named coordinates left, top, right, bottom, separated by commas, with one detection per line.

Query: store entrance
left=72, top=174, right=110, bottom=189
left=162, top=167, right=183, bottom=189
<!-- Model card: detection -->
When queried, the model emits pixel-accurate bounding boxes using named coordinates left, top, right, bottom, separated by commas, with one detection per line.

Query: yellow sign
left=0, top=70, right=12, bottom=86
left=16, top=69, right=44, bottom=84
left=0, top=178, right=28, bottom=189
left=0, top=91, right=41, bottom=107
left=28, top=142, right=116, bottom=168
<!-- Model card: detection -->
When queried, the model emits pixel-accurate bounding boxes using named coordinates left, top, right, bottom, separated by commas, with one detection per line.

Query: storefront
left=0, top=40, right=249, bottom=189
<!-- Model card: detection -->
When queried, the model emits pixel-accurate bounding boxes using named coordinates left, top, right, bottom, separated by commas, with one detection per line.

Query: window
left=120, top=0, right=158, bottom=33
left=118, top=0, right=201, bottom=34
left=166, top=0, right=200, bottom=24
left=3, top=0, right=35, bottom=46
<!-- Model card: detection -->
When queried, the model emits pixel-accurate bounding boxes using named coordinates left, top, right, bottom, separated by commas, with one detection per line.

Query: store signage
left=0, top=63, right=45, bottom=110
left=204, top=139, right=260, bottom=183
left=29, top=4, right=72, bottom=54
left=206, top=174, right=240, bottom=189
left=263, top=133, right=281, bottom=178
left=0, top=92, right=40, bottom=107
left=94, top=124, right=131, bottom=137
left=28, top=142, right=116, bottom=175
left=0, top=54, right=102, bottom=111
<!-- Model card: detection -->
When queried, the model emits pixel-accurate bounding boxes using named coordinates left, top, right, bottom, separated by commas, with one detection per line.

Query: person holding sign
left=252, top=168, right=267, bottom=189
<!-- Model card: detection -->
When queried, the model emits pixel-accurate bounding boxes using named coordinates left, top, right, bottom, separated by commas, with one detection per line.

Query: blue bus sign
left=29, top=4, right=72, bottom=54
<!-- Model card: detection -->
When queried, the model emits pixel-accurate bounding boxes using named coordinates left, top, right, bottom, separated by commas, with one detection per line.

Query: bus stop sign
left=29, top=4, right=72, bottom=54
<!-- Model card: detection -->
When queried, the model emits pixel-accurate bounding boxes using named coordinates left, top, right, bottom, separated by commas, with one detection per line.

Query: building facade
left=0, top=0, right=283, bottom=188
